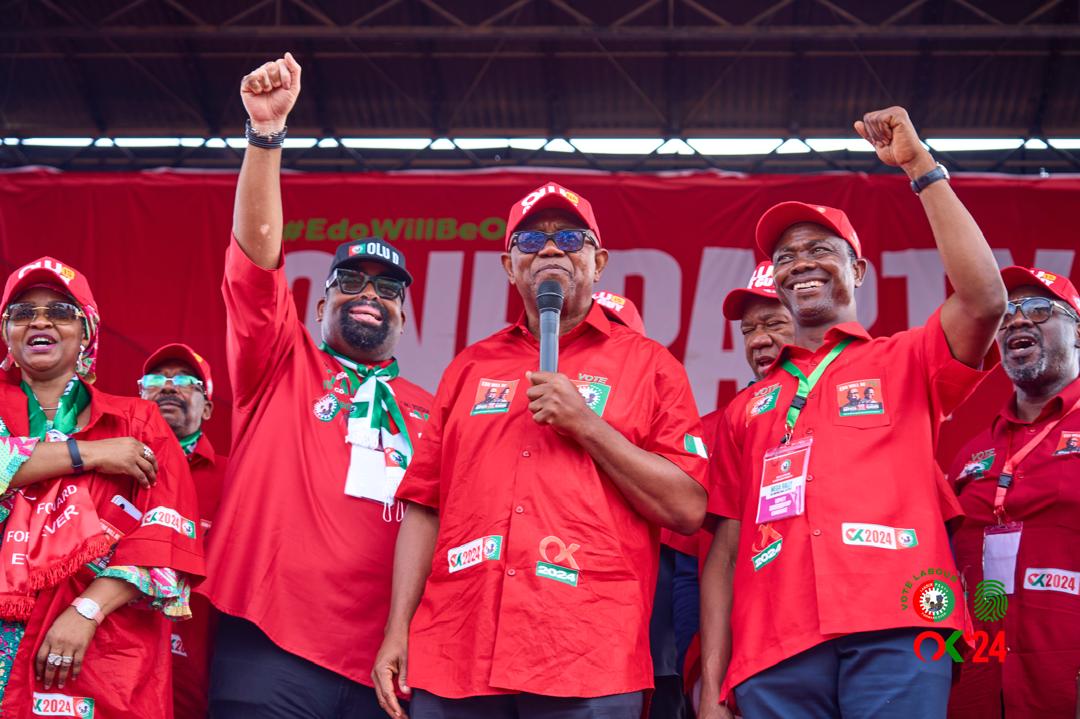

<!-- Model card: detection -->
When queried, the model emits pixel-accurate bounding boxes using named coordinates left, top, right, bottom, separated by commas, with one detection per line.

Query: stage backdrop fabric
left=1, top=168, right=1077, bottom=462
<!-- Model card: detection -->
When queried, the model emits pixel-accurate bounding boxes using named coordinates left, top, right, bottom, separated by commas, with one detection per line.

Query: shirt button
left=807, top=474, right=814, bottom=482
left=806, top=428, right=814, bottom=435
left=507, top=569, right=516, bottom=577
left=522, top=450, right=531, bottom=457
left=812, top=529, right=822, bottom=536
left=515, top=505, right=524, bottom=514
left=1027, top=428, right=1036, bottom=434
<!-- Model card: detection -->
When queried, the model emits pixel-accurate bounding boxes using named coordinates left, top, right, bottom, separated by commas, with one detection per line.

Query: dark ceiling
left=2, top=0, right=1079, bottom=172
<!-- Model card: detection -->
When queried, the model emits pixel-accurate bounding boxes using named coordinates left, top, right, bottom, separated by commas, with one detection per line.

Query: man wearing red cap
left=372, top=181, right=709, bottom=719
left=702, top=106, right=1007, bottom=718
left=692, top=261, right=793, bottom=713
left=946, top=266, right=1080, bottom=719
left=199, top=54, right=433, bottom=717
left=139, top=343, right=226, bottom=719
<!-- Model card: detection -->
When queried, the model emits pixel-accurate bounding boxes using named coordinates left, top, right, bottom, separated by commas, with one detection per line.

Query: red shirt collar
left=190, top=432, right=218, bottom=466
left=764, top=320, right=871, bottom=374
left=995, top=374, right=1080, bottom=430
left=510, top=301, right=612, bottom=344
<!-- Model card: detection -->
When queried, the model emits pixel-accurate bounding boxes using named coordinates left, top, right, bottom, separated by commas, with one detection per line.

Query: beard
left=1003, top=333, right=1057, bottom=389
left=339, top=298, right=391, bottom=351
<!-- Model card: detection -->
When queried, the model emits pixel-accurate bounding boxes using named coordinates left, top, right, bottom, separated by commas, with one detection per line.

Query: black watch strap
left=66, top=437, right=84, bottom=475
left=245, top=119, right=288, bottom=149
left=911, top=163, right=949, bottom=194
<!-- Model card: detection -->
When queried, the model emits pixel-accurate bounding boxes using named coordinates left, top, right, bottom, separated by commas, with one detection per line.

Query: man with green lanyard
left=138, top=343, right=226, bottom=719
left=700, top=105, right=1007, bottom=718
left=198, top=52, right=433, bottom=718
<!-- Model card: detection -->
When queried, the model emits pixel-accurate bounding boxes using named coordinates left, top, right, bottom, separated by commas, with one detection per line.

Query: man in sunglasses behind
left=373, top=182, right=708, bottom=719
left=138, top=343, right=225, bottom=719
left=946, top=266, right=1080, bottom=718
left=199, top=52, right=433, bottom=718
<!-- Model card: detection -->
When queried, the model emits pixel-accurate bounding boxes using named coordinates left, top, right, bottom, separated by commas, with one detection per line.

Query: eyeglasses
left=325, top=269, right=405, bottom=300
left=138, top=374, right=205, bottom=393
left=999, top=296, right=1080, bottom=329
left=3, top=302, right=84, bottom=326
left=509, top=229, right=597, bottom=254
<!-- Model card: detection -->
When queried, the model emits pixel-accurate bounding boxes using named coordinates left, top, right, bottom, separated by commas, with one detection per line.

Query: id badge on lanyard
left=983, top=522, right=1022, bottom=594
left=755, top=337, right=852, bottom=525
left=756, top=437, right=812, bottom=523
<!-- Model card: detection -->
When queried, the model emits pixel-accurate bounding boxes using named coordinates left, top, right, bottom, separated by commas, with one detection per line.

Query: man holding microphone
left=373, top=183, right=709, bottom=718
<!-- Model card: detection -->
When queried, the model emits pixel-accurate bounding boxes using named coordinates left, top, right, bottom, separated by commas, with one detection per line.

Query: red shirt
left=946, top=376, right=1080, bottom=719
left=396, top=302, right=708, bottom=698
left=0, top=382, right=205, bottom=719
left=709, top=308, right=985, bottom=693
left=199, top=239, right=433, bottom=685
left=173, top=435, right=226, bottom=719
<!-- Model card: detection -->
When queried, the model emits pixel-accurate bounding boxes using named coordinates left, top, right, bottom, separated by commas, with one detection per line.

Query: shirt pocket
left=830, top=368, right=892, bottom=430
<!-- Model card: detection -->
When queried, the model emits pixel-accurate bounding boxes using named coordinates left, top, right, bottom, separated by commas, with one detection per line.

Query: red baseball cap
left=1000, top=265, right=1080, bottom=316
left=755, top=201, right=862, bottom=260
left=1, top=256, right=101, bottom=382
left=722, top=261, right=780, bottom=321
left=504, top=182, right=603, bottom=250
left=143, top=343, right=214, bottom=400
left=592, top=291, right=645, bottom=334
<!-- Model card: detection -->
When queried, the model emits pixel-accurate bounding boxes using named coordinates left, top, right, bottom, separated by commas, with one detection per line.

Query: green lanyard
left=779, top=337, right=853, bottom=439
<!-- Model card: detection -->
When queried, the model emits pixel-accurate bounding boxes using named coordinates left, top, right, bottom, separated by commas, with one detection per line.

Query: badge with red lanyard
left=984, top=396, right=1080, bottom=593
left=754, top=339, right=852, bottom=527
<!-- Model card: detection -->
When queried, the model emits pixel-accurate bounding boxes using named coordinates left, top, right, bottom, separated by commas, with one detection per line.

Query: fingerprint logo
left=973, top=579, right=1009, bottom=621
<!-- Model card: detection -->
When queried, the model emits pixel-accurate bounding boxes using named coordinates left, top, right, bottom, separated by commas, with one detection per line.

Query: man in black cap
left=199, top=52, right=433, bottom=719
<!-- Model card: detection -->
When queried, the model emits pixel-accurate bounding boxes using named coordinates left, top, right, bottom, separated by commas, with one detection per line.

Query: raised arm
left=234, top=52, right=302, bottom=269
left=855, top=106, right=1006, bottom=367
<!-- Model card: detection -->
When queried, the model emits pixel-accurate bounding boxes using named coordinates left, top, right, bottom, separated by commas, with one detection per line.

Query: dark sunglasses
left=999, top=296, right=1080, bottom=329
left=326, top=269, right=405, bottom=301
left=138, top=373, right=205, bottom=393
left=509, top=229, right=597, bottom=254
left=3, top=301, right=83, bottom=326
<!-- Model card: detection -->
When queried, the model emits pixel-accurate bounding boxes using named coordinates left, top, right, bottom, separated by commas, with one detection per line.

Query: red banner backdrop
left=1, top=169, right=1077, bottom=462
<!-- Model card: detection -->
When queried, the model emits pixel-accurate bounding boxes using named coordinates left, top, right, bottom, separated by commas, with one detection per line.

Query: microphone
left=536, top=279, right=564, bottom=373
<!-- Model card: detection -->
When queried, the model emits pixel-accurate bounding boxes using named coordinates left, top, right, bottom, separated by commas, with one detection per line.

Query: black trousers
left=209, top=614, right=392, bottom=719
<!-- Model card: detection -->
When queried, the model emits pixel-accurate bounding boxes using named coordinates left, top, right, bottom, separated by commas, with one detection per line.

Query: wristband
left=910, top=163, right=950, bottom=194
left=70, top=597, right=103, bottom=625
left=245, top=118, right=287, bottom=149
left=66, top=438, right=84, bottom=475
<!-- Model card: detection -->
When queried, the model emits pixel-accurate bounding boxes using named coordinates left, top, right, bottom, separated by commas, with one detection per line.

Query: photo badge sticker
left=747, top=383, right=781, bottom=421
left=836, top=378, right=885, bottom=417
left=470, top=378, right=518, bottom=415
left=572, top=376, right=611, bottom=417
left=1054, top=431, right=1080, bottom=456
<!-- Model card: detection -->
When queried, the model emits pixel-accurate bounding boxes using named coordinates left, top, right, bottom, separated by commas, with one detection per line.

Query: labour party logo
left=959, top=449, right=996, bottom=480
left=573, top=379, right=611, bottom=417
left=900, top=566, right=960, bottom=622
left=747, top=384, right=781, bottom=420
left=312, top=393, right=341, bottom=422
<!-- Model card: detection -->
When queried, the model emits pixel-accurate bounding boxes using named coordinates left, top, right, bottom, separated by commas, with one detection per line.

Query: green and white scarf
left=23, top=376, right=90, bottom=440
left=321, top=344, right=413, bottom=521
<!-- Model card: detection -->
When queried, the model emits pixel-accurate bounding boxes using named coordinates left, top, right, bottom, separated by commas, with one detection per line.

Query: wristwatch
left=911, top=163, right=950, bottom=194
left=70, top=597, right=104, bottom=625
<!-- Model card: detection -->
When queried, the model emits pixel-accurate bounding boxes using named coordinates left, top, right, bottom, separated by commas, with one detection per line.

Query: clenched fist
left=854, top=106, right=936, bottom=179
left=241, top=52, right=302, bottom=134
left=526, top=371, right=599, bottom=438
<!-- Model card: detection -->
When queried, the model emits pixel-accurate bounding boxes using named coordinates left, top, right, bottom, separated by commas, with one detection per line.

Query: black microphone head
left=536, top=279, right=565, bottom=313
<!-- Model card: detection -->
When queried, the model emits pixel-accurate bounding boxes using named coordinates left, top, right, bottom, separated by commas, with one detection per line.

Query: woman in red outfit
left=0, top=257, right=204, bottom=718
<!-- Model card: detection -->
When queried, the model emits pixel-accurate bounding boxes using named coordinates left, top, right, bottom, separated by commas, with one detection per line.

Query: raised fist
left=854, top=106, right=935, bottom=179
left=240, top=52, right=302, bottom=134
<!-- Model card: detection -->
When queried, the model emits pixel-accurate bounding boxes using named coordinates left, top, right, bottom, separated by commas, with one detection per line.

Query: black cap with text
left=327, top=237, right=413, bottom=286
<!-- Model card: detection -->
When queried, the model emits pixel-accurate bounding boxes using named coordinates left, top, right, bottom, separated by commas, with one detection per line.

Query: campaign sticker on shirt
left=1054, top=432, right=1080, bottom=456
left=312, top=392, right=341, bottom=422
left=447, top=535, right=504, bottom=573
left=171, top=632, right=188, bottom=657
left=142, top=506, right=197, bottom=539
left=31, top=692, right=95, bottom=717
left=958, top=449, right=996, bottom=481
left=842, top=523, right=918, bottom=550
left=751, top=525, right=783, bottom=571
left=1023, top=568, right=1080, bottom=595
left=573, top=379, right=611, bottom=417
left=747, top=383, right=781, bottom=420
left=836, top=379, right=885, bottom=416
left=470, top=378, right=518, bottom=415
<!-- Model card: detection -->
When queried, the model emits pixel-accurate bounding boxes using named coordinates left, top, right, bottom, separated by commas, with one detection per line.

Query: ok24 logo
left=914, top=629, right=1006, bottom=663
